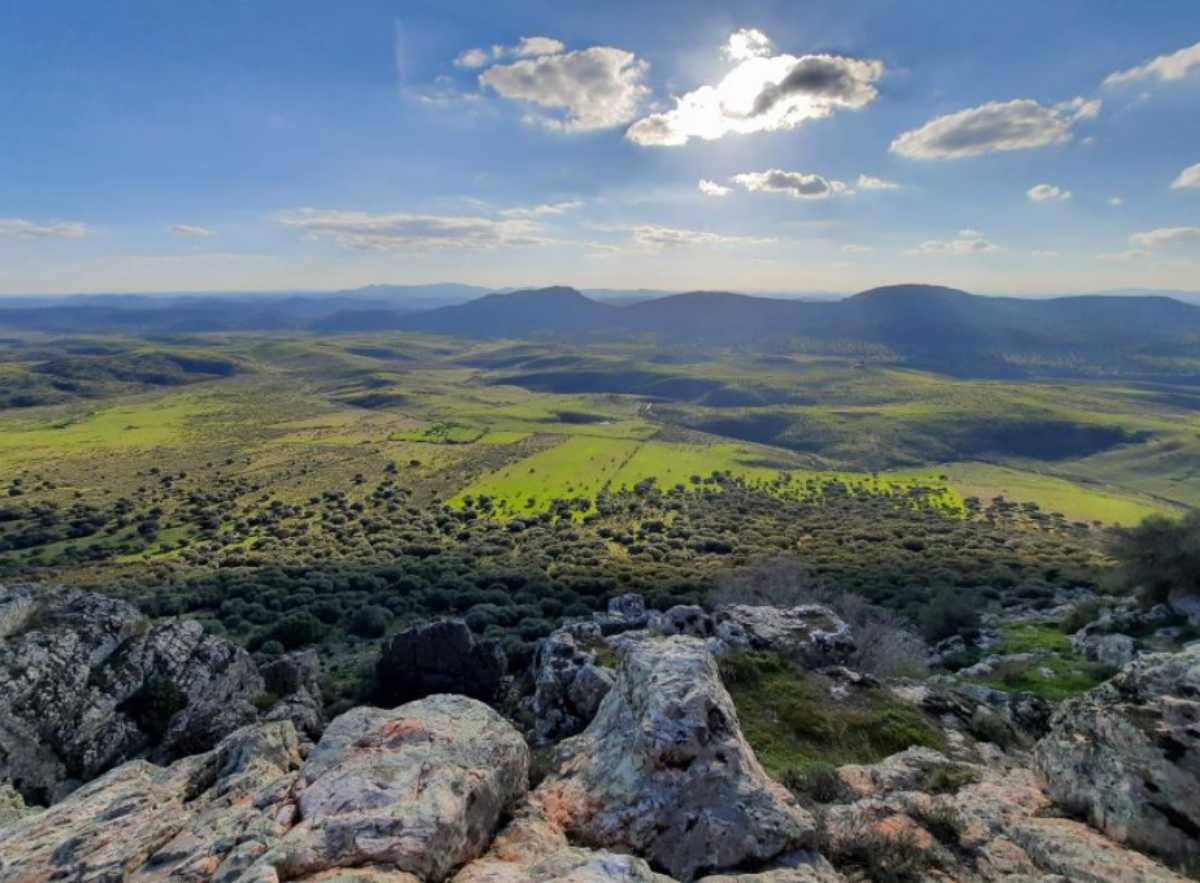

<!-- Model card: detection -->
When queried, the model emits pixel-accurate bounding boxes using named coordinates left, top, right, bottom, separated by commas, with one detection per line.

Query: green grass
left=974, top=622, right=1111, bottom=700
left=719, top=651, right=945, bottom=779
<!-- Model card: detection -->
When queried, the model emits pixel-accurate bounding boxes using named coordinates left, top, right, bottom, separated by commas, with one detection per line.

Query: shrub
left=349, top=605, right=392, bottom=638
left=920, top=587, right=981, bottom=643
left=782, top=762, right=851, bottom=804
left=269, top=612, right=323, bottom=650
left=1106, top=511, right=1200, bottom=607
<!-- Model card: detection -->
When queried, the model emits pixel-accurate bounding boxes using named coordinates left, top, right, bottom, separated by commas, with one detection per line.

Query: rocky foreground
left=1, top=584, right=1198, bottom=883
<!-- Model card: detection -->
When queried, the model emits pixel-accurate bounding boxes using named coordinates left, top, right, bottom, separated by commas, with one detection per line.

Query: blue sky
left=1, top=0, right=1198, bottom=295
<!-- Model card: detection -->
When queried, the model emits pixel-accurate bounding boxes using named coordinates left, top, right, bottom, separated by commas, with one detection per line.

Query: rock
left=259, top=694, right=529, bottom=882
left=608, top=593, right=648, bottom=622
left=819, top=747, right=1187, bottom=883
left=1167, top=590, right=1200, bottom=627
left=260, top=649, right=326, bottom=741
left=375, top=619, right=507, bottom=707
left=533, top=636, right=813, bottom=881
left=694, top=851, right=846, bottom=882
left=0, top=584, right=318, bottom=804
left=1072, top=630, right=1137, bottom=669
left=1035, top=644, right=1200, bottom=867
left=530, top=628, right=614, bottom=743
left=714, top=605, right=854, bottom=669
left=0, top=721, right=301, bottom=882
left=652, top=605, right=713, bottom=639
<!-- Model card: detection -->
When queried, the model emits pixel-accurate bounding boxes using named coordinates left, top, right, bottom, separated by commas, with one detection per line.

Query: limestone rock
left=0, top=585, right=279, bottom=803
left=530, top=628, right=615, bottom=743
left=1034, top=644, right=1200, bottom=867
left=1072, top=629, right=1138, bottom=669
left=0, top=721, right=301, bottom=882
left=713, top=605, right=854, bottom=668
left=258, top=694, right=529, bottom=882
left=375, top=619, right=507, bottom=707
left=534, top=636, right=813, bottom=881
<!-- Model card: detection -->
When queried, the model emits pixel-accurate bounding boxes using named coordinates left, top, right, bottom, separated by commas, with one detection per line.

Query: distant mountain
left=395, top=287, right=617, bottom=337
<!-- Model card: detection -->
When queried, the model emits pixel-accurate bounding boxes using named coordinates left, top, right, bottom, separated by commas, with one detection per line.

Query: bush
left=782, top=762, right=850, bottom=804
left=269, top=612, right=323, bottom=650
left=1107, top=511, right=1200, bottom=607
left=920, top=587, right=981, bottom=643
left=349, top=605, right=392, bottom=638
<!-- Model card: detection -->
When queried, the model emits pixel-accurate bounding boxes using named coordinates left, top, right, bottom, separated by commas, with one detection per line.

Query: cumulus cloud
left=1171, top=162, right=1200, bottom=189
left=480, top=46, right=649, bottom=131
left=1031, top=249, right=1060, bottom=257
left=1108, top=196, right=1124, bottom=206
left=698, top=179, right=732, bottom=197
left=890, top=97, right=1099, bottom=160
left=0, top=218, right=89, bottom=239
left=499, top=200, right=582, bottom=218
left=1027, top=183, right=1072, bottom=202
left=277, top=208, right=548, bottom=251
left=630, top=224, right=774, bottom=251
left=626, top=30, right=883, bottom=147
left=723, top=28, right=773, bottom=61
left=455, top=36, right=564, bottom=68
left=1104, top=41, right=1200, bottom=87
left=907, top=228, right=998, bottom=255
left=1130, top=226, right=1200, bottom=250
left=841, top=243, right=873, bottom=254
left=168, top=224, right=215, bottom=237
left=732, top=169, right=851, bottom=199
left=857, top=174, right=900, bottom=190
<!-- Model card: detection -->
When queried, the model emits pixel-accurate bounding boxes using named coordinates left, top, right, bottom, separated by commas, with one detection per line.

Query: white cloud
left=455, top=36, right=564, bottom=69
left=480, top=46, right=649, bottom=131
left=168, top=224, right=215, bottom=237
left=1171, top=162, right=1200, bottom=189
left=1097, top=249, right=1151, bottom=262
left=723, top=28, right=773, bottom=61
left=698, top=179, right=732, bottom=197
left=907, top=229, right=998, bottom=255
left=0, top=218, right=89, bottom=239
left=1130, top=226, right=1200, bottom=249
left=630, top=224, right=774, bottom=252
left=1108, top=196, right=1124, bottom=206
left=626, top=30, right=883, bottom=147
left=454, top=48, right=491, bottom=69
left=1104, top=41, right=1200, bottom=87
left=499, top=200, right=582, bottom=218
left=1026, top=183, right=1072, bottom=202
left=841, top=243, right=873, bottom=254
left=891, top=97, right=1099, bottom=160
left=1031, top=249, right=1060, bottom=257
left=731, top=169, right=851, bottom=199
left=856, top=174, right=900, bottom=190
left=277, top=208, right=549, bottom=251
left=513, top=36, right=565, bottom=58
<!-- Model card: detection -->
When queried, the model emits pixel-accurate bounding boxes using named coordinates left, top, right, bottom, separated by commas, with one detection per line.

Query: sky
left=1, top=0, right=1199, bottom=296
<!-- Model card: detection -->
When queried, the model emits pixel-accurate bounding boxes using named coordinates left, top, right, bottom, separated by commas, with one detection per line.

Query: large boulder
left=532, top=636, right=814, bottom=881
left=375, top=620, right=507, bottom=707
left=258, top=694, right=529, bottom=882
left=1034, top=644, right=1200, bottom=867
left=0, top=584, right=312, bottom=804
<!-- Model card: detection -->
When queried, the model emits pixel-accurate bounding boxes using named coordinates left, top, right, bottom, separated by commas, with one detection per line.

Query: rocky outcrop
left=1034, top=644, right=1200, bottom=868
left=712, top=605, right=854, bottom=668
left=529, top=628, right=615, bottom=743
left=821, top=746, right=1187, bottom=882
left=0, top=584, right=322, bottom=805
left=529, top=597, right=854, bottom=744
left=0, top=695, right=528, bottom=883
left=530, top=636, right=814, bottom=881
left=375, top=619, right=507, bottom=707
left=0, top=720, right=302, bottom=882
